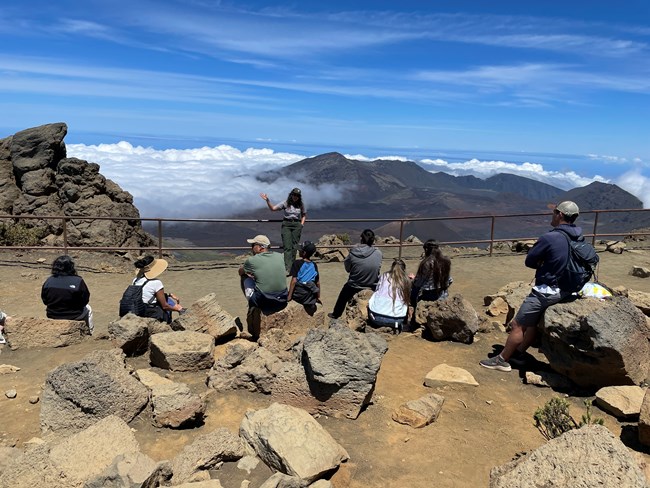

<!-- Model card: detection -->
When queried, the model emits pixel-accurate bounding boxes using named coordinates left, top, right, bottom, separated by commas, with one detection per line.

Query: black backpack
left=553, top=228, right=599, bottom=293
left=119, top=279, right=152, bottom=317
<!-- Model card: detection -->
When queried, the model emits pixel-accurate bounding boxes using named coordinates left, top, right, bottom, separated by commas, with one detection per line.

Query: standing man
left=480, top=201, right=583, bottom=372
left=329, top=229, right=382, bottom=319
left=239, top=234, right=288, bottom=339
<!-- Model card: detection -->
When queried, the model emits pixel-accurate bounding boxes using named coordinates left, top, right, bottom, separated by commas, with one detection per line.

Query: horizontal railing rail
left=1, top=208, right=649, bottom=259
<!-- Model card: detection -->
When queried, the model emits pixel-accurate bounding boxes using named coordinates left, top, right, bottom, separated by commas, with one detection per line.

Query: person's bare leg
left=517, top=326, right=538, bottom=354
left=500, top=320, right=525, bottom=361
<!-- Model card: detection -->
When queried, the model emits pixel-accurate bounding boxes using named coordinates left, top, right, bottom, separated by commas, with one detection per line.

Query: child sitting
left=288, top=241, right=321, bottom=315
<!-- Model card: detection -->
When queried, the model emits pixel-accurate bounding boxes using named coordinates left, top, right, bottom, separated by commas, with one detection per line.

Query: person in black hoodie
left=479, top=201, right=583, bottom=372
left=329, top=229, right=382, bottom=319
left=41, top=255, right=94, bottom=334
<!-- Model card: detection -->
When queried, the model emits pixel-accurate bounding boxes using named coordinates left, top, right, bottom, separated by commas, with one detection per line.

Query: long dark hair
left=287, top=190, right=303, bottom=209
left=416, top=241, right=451, bottom=290
left=134, top=255, right=154, bottom=277
left=51, top=255, right=78, bottom=277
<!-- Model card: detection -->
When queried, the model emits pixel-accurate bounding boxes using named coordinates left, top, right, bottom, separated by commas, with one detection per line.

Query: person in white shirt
left=367, top=258, right=411, bottom=334
left=132, top=256, right=184, bottom=323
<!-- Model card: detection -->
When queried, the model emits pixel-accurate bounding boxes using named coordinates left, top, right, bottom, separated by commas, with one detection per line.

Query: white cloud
left=419, top=157, right=608, bottom=190
left=615, top=170, right=650, bottom=207
left=67, top=142, right=637, bottom=218
left=67, top=142, right=349, bottom=218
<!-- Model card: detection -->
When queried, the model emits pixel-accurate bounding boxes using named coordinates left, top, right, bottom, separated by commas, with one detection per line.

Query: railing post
left=158, top=220, right=163, bottom=258
left=398, top=220, right=404, bottom=259
left=592, top=212, right=599, bottom=246
left=62, top=218, right=68, bottom=255
left=489, top=216, right=495, bottom=256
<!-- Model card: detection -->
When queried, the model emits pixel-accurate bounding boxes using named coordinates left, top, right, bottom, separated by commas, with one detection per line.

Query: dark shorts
left=514, top=289, right=569, bottom=327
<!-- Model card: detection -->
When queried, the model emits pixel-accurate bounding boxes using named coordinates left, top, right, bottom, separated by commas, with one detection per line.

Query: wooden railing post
left=489, top=216, right=496, bottom=256
left=398, top=220, right=404, bottom=259
left=158, top=220, right=163, bottom=258
left=592, top=212, right=599, bottom=246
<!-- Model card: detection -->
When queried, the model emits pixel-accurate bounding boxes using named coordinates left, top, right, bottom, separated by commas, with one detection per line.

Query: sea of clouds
left=67, top=142, right=645, bottom=218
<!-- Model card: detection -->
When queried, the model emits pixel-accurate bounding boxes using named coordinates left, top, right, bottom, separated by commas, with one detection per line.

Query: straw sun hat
left=136, top=258, right=168, bottom=279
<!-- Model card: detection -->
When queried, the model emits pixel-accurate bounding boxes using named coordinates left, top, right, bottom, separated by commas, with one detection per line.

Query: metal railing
left=1, top=208, right=649, bottom=258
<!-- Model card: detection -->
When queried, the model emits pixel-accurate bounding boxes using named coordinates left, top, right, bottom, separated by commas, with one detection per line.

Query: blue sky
left=1, top=1, right=649, bottom=215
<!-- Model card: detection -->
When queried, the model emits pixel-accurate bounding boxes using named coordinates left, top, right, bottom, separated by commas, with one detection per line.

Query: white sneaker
left=0, top=333, right=6, bottom=344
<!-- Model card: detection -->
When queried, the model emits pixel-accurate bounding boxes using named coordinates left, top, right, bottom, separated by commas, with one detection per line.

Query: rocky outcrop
left=208, top=325, right=388, bottom=419
left=489, top=425, right=648, bottom=488
left=0, top=123, right=153, bottom=248
left=540, top=296, right=650, bottom=388
left=640, top=389, right=650, bottom=447
left=40, top=349, right=149, bottom=433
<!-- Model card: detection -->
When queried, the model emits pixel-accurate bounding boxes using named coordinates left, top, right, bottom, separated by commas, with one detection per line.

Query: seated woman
left=41, top=255, right=94, bottom=334
left=287, top=241, right=321, bottom=316
left=0, top=310, right=8, bottom=344
left=367, top=258, right=411, bottom=334
left=132, top=256, right=184, bottom=323
left=410, top=239, right=453, bottom=310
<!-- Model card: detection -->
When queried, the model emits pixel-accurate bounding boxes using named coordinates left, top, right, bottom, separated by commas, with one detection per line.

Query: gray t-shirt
left=280, top=201, right=305, bottom=221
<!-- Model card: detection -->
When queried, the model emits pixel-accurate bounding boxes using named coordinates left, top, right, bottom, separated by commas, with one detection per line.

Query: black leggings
left=331, top=283, right=375, bottom=318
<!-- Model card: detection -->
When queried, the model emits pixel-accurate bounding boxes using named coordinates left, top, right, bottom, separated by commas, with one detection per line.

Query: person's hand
left=408, top=273, right=415, bottom=280
left=260, top=193, right=269, bottom=201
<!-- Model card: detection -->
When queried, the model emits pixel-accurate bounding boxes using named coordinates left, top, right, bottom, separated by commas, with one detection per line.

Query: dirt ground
left=0, top=245, right=649, bottom=487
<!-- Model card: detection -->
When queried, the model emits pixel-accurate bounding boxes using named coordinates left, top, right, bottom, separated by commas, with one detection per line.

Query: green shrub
left=534, top=397, right=604, bottom=440
left=0, top=222, right=44, bottom=246
left=336, top=233, right=351, bottom=244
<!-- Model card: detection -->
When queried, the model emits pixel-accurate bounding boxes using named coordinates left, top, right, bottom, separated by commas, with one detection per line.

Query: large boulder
left=0, top=416, right=142, bottom=488
left=84, top=452, right=159, bottom=488
left=108, top=313, right=152, bottom=356
left=540, top=296, right=650, bottom=388
left=240, top=403, right=349, bottom=484
left=0, top=123, right=153, bottom=248
left=149, top=331, right=215, bottom=371
left=489, top=425, right=648, bottom=488
left=4, top=316, right=89, bottom=349
left=171, top=293, right=238, bottom=341
left=257, top=300, right=326, bottom=339
left=40, top=349, right=149, bottom=433
left=171, top=428, right=245, bottom=484
left=272, top=325, right=387, bottom=419
left=315, top=235, right=349, bottom=262
left=207, top=342, right=284, bottom=394
left=417, top=294, right=478, bottom=343
left=340, top=289, right=373, bottom=331
left=484, top=281, right=530, bottom=324
left=149, top=381, right=205, bottom=428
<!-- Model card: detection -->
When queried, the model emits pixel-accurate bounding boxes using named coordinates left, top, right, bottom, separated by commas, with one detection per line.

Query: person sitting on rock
left=239, top=234, right=288, bottom=339
left=132, top=255, right=184, bottom=323
left=0, top=310, right=8, bottom=344
left=287, top=241, right=321, bottom=316
left=479, top=201, right=582, bottom=372
left=41, top=255, right=94, bottom=334
left=409, top=239, right=453, bottom=310
left=329, top=229, right=382, bottom=319
left=368, top=258, right=411, bottom=333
